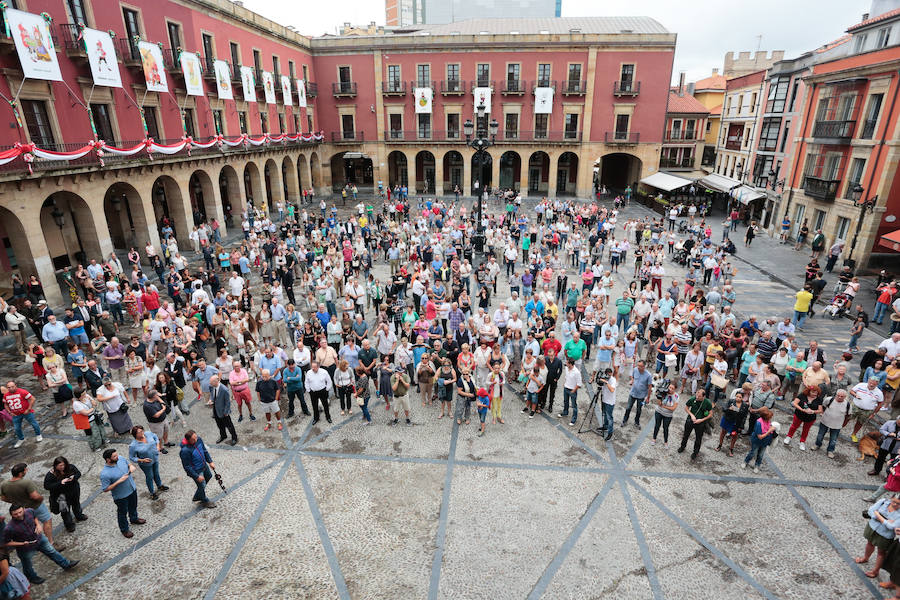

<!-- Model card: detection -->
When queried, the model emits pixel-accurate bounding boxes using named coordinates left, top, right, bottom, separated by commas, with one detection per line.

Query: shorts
left=478, top=408, right=487, bottom=423
left=232, top=387, right=252, bottom=407
left=851, top=404, right=875, bottom=422
left=32, top=502, right=52, bottom=523
left=393, top=394, right=411, bottom=413
left=260, top=400, right=279, bottom=414
left=148, top=420, right=169, bottom=439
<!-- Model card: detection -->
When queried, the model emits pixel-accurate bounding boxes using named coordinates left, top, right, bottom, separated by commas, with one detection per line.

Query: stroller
left=673, top=246, right=690, bottom=266
left=824, top=292, right=850, bottom=319
left=677, top=219, right=690, bottom=234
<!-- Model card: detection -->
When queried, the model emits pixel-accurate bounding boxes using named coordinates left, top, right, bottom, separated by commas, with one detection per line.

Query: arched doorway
left=330, top=152, right=373, bottom=193
left=442, top=151, right=463, bottom=193
left=309, top=152, right=320, bottom=190
left=41, top=192, right=102, bottom=269
left=243, top=162, right=264, bottom=212
left=219, top=165, right=241, bottom=228
left=557, top=152, right=579, bottom=196
left=282, top=155, right=297, bottom=205
left=151, top=175, right=187, bottom=243
left=528, top=151, right=550, bottom=196
left=471, top=151, right=493, bottom=196
left=104, top=183, right=148, bottom=251
left=499, top=151, right=521, bottom=190
left=0, top=206, right=39, bottom=296
left=297, top=154, right=310, bottom=193
left=415, top=151, right=435, bottom=194
left=597, top=153, right=642, bottom=193
left=387, top=151, right=408, bottom=188
left=189, top=171, right=217, bottom=226
left=263, top=159, right=283, bottom=213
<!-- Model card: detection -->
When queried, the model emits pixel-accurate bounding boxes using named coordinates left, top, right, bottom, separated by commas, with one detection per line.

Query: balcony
left=115, top=37, right=141, bottom=65
left=613, top=81, right=641, bottom=96
left=665, top=130, right=699, bottom=142
left=231, top=63, right=242, bottom=83
left=531, top=80, right=557, bottom=92
left=59, top=24, right=87, bottom=58
left=562, top=80, right=587, bottom=95
left=160, top=48, right=180, bottom=74
left=502, top=79, right=526, bottom=95
left=471, top=80, right=495, bottom=90
left=605, top=132, right=640, bottom=144
left=803, top=176, right=840, bottom=201
left=498, top=131, right=581, bottom=143
left=411, top=80, right=434, bottom=91
left=440, top=79, right=466, bottom=95
left=306, top=82, right=318, bottom=98
left=332, top=131, right=364, bottom=142
left=383, top=130, right=460, bottom=142
left=812, top=120, right=856, bottom=143
left=381, top=130, right=580, bottom=143
left=254, top=66, right=264, bottom=88
left=203, top=56, right=222, bottom=80
left=332, top=82, right=357, bottom=97
left=382, top=80, right=407, bottom=95
left=660, top=157, right=696, bottom=169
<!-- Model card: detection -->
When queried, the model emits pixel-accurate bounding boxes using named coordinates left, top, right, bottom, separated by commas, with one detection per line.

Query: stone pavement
left=0, top=195, right=891, bottom=599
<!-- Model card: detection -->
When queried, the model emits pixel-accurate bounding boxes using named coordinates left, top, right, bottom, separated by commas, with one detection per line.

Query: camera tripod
left=577, top=386, right=605, bottom=435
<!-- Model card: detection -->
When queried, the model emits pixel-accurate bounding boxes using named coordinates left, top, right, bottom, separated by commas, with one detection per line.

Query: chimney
left=678, top=72, right=685, bottom=96
left=712, top=68, right=719, bottom=75
left=862, top=12, right=870, bottom=20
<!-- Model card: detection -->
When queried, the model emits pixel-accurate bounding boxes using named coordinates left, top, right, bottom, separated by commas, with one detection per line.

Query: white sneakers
left=35, top=435, right=43, bottom=443
left=13, top=436, right=40, bottom=448
left=753, top=466, right=760, bottom=473
left=783, top=436, right=792, bottom=446
left=740, top=462, right=746, bottom=469
left=799, top=442, right=806, bottom=451
left=13, top=440, right=23, bottom=449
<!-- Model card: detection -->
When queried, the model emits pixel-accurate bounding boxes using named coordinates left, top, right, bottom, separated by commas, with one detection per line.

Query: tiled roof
left=847, top=7, right=900, bottom=32
left=393, top=16, right=669, bottom=36
left=667, top=92, right=710, bottom=114
left=709, top=104, right=723, bottom=116
left=693, top=74, right=727, bottom=91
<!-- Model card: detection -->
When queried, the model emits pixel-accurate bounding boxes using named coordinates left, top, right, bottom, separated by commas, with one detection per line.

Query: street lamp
left=464, top=103, right=498, bottom=253
left=847, top=183, right=878, bottom=271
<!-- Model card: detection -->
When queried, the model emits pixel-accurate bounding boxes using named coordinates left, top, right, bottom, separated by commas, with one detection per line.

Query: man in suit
left=209, top=375, right=237, bottom=445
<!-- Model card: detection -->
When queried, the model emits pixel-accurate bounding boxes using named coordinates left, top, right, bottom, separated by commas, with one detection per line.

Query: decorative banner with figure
left=261, top=71, right=276, bottom=104
left=180, top=52, right=204, bottom=96
left=472, top=86, right=492, bottom=113
left=296, top=79, right=307, bottom=108
left=534, top=86, right=554, bottom=114
left=281, top=75, right=293, bottom=106
left=240, top=66, right=256, bottom=102
left=213, top=59, right=232, bottom=100
left=414, top=87, right=433, bottom=114
left=82, top=27, right=121, bottom=88
left=5, top=9, right=62, bottom=81
left=137, top=41, right=168, bottom=93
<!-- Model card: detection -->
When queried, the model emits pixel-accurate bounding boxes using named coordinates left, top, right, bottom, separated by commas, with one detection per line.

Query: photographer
left=592, top=368, right=617, bottom=441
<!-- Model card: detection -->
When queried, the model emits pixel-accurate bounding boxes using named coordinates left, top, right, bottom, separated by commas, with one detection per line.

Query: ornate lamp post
left=464, top=104, right=498, bottom=253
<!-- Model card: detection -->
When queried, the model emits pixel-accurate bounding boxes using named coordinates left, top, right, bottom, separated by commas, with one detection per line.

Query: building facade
left=661, top=89, right=709, bottom=174
left=385, top=0, right=560, bottom=27
left=714, top=70, right=766, bottom=182
left=0, top=7, right=674, bottom=304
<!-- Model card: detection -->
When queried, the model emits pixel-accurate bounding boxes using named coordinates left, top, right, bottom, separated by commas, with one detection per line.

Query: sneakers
left=783, top=436, right=792, bottom=446
left=264, top=423, right=271, bottom=431
left=13, top=440, right=23, bottom=449
left=238, top=415, right=244, bottom=423
left=529, top=411, right=535, bottom=419
left=277, top=423, right=283, bottom=431
left=799, top=442, right=806, bottom=451
left=827, top=451, right=835, bottom=459
left=557, top=413, right=568, bottom=418
left=740, top=462, right=747, bottom=469
left=521, top=407, right=528, bottom=414
left=35, top=435, right=43, bottom=442
left=249, top=415, right=257, bottom=421
left=650, top=439, right=656, bottom=445
left=753, top=466, right=759, bottom=473
left=852, top=434, right=859, bottom=443
left=201, top=501, right=217, bottom=509
left=406, top=418, right=412, bottom=426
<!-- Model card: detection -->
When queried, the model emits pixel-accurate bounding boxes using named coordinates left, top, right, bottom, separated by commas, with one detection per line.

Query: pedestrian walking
left=99, top=448, right=145, bottom=538
left=179, top=430, right=217, bottom=509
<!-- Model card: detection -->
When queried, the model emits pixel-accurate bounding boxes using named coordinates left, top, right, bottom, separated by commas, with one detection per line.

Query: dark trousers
left=113, top=489, right=139, bottom=533
left=873, top=448, right=896, bottom=475
left=287, top=388, right=310, bottom=416
left=679, top=419, right=706, bottom=457
left=214, top=414, right=237, bottom=442
left=310, top=388, right=332, bottom=422
left=622, top=395, right=644, bottom=425
left=192, top=465, right=212, bottom=503
left=544, top=380, right=558, bottom=411
left=653, top=413, right=672, bottom=442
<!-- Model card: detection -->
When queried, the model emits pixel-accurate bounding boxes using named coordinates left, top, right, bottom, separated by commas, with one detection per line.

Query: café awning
left=639, top=171, right=694, bottom=192
left=731, top=185, right=766, bottom=205
left=698, top=173, right=741, bottom=193
left=878, top=228, right=900, bottom=251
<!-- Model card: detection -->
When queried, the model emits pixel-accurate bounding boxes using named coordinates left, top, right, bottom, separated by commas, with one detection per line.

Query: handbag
left=710, top=372, right=728, bottom=389
left=72, top=412, right=91, bottom=430
left=664, top=354, right=678, bottom=367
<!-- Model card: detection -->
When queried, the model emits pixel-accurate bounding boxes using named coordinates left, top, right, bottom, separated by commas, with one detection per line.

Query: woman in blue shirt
left=865, top=360, right=888, bottom=390
left=129, top=425, right=166, bottom=500
left=857, top=495, right=900, bottom=578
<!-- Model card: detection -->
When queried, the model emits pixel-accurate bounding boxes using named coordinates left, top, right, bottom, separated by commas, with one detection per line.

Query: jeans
left=17, top=534, right=72, bottom=580
left=139, top=461, right=162, bottom=494
left=109, top=303, right=124, bottom=324
left=598, top=402, right=615, bottom=435
left=360, top=396, right=371, bottom=422
left=815, top=424, right=840, bottom=452
left=113, top=489, right=139, bottom=533
left=874, top=301, right=889, bottom=324
left=192, top=465, right=213, bottom=503
left=562, top=388, right=578, bottom=423
left=616, top=312, right=630, bottom=332
left=792, top=310, right=808, bottom=328
left=622, top=395, right=644, bottom=425
left=286, top=388, right=309, bottom=415
left=679, top=419, right=705, bottom=456
left=12, top=412, right=41, bottom=440
left=744, top=441, right=768, bottom=467
left=653, top=412, right=672, bottom=442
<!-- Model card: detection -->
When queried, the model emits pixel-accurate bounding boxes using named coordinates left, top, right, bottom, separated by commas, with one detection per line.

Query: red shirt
left=142, top=290, right=160, bottom=310
left=3, top=388, right=34, bottom=416
left=542, top=338, right=562, bottom=357
left=878, top=286, right=897, bottom=304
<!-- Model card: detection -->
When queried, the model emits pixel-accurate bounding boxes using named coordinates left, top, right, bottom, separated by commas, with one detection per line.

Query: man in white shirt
left=879, top=333, right=900, bottom=361
left=849, top=378, right=886, bottom=442
left=595, top=369, right=618, bottom=441
left=507, top=291, right=523, bottom=317
left=304, top=362, right=333, bottom=424
left=493, top=304, right=510, bottom=333
left=229, top=273, right=245, bottom=297
left=559, top=358, right=583, bottom=426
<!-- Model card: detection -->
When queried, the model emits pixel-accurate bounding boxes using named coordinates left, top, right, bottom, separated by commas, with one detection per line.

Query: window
left=750, top=92, right=757, bottom=113
left=758, top=117, right=781, bottom=151
left=183, top=108, right=195, bottom=139
left=230, top=42, right=240, bottom=68
left=272, top=56, right=280, bottom=76
left=537, top=63, right=551, bottom=87
left=89, top=103, right=114, bottom=142
left=302, top=65, right=309, bottom=81
left=685, top=119, right=696, bottom=139
left=766, top=77, right=790, bottom=113
left=535, top=114, right=549, bottom=138
left=212, top=109, right=224, bottom=134
left=416, top=64, right=430, bottom=87
left=567, top=64, right=581, bottom=83
left=143, top=107, right=160, bottom=139
left=752, top=155, right=773, bottom=186
left=341, top=114, right=354, bottom=139
left=306, top=113, right=313, bottom=132
left=788, top=80, right=800, bottom=113
left=260, top=112, right=268, bottom=134
left=504, top=113, right=518, bottom=139
left=780, top=121, right=791, bottom=152
left=202, top=33, right=214, bottom=61
left=619, top=64, right=635, bottom=91
left=21, top=100, right=54, bottom=146
left=275, top=113, right=283, bottom=133
left=66, top=0, right=88, bottom=26
left=614, top=114, right=630, bottom=139
left=836, top=216, right=850, bottom=241
left=447, top=113, right=459, bottom=138
left=564, top=114, right=578, bottom=139
left=877, top=27, right=891, bottom=48
left=238, top=111, right=248, bottom=135
left=446, top=64, right=459, bottom=83
left=813, top=209, right=827, bottom=232
left=862, top=93, right=884, bottom=139
left=167, top=22, right=181, bottom=52
left=846, top=158, right=866, bottom=197
left=417, top=114, right=431, bottom=138
left=288, top=61, right=295, bottom=79
left=122, top=8, right=140, bottom=59
left=253, top=50, right=261, bottom=72
left=476, top=63, right=490, bottom=87
left=853, top=33, right=868, bottom=53
left=670, top=119, right=682, bottom=138
left=507, top=64, right=519, bottom=84
left=293, top=114, right=299, bottom=133
left=387, top=65, right=401, bottom=91
left=338, top=66, right=352, bottom=94
left=389, top=114, right=402, bottom=138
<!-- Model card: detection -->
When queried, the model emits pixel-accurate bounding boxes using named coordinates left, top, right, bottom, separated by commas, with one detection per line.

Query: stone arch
left=527, top=151, right=551, bottom=196
left=557, top=152, right=579, bottom=196
left=104, top=182, right=150, bottom=252
left=596, top=152, right=643, bottom=193
left=296, top=154, right=310, bottom=193
left=41, top=191, right=103, bottom=270
left=499, top=151, right=522, bottom=191
left=264, top=158, right=283, bottom=214
left=415, top=150, right=436, bottom=194
left=151, top=175, right=189, bottom=245
left=282, top=155, right=298, bottom=205
left=387, top=150, right=408, bottom=188
left=309, top=152, right=321, bottom=190
left=219, top=164, right=242, bottom=228
left=188, top=170, right=218, bottom=226
left=442, top=151, right=464, bottom=193
left=330, top=152, right=373, bottom=193
left=0, top=205, right=44, bottom=300
left=243, top=160, right=264, bottom=213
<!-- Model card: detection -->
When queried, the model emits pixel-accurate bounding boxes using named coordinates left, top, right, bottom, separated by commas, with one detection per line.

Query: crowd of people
left=0, top=189, right=897, bottom=595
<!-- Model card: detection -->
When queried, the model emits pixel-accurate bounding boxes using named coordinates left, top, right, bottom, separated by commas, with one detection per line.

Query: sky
left=243, top=0, right=872, bottom=83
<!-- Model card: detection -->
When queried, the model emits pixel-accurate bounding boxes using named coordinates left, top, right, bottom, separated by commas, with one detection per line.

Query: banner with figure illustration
left=534, top=86, right=554, bottom=114
left=415, top=87, right=432, bottom=114
left=261, top=71, right=276, bottom=104
left=213, top=59, right=232, bottom=100
left=5, top=8, right=62, bottom=81
left=137, top=41, right=168, bottom=93
left=240, top=66, right=256, bottom=102
left=180, top=52, right=204, bottom=96
left=472, top=86, right=492, bottom=113
left=296, top=79, right=307, bottom=108
left=82, top=27, right=121, bottom=88
left=281, top=75, right=293, bottom=106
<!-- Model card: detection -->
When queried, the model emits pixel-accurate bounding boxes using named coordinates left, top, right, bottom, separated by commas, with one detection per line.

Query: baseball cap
left=477, top=387, right=488, bottom=397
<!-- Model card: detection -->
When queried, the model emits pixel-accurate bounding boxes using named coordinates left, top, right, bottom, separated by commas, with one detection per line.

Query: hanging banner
left=534, top=86, right=554, bottom=114
left=296, top=79, right=307, bottom=108
left=472, top=86, right=492, bottom=113
left=6, top=9, right=62, bottom=81
left=138, top=41, right=168, bottom=93
left=281, top=75, right=293, bottom=106
left=180, top=52, right=204, bottom=96
left=261, top=71, right=276, bottom=104
left=213, top=59, right=232, bottom=100
left=415, top=87, right=433, bottom=114
left=82, top=28, right=121, bottom=88
left=240, top=66, right=256, bottom=102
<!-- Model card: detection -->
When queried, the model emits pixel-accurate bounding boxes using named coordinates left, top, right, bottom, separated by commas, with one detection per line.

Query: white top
left=852, top=383, right=884, bottom=410
left=600, top=376, right=618, bottom=405
left=563, top=366, right=582, bottom=390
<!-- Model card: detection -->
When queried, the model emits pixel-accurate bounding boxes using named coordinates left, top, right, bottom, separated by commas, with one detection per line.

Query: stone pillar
left=547, top=155, right=559, bottom=198
left=517, top=155, right=526, bottom=194
left=491, top=152, right=500, bottom=192
left=434, top=153, right=444, bottom=197
left=17, top=210, right=63, bottom=306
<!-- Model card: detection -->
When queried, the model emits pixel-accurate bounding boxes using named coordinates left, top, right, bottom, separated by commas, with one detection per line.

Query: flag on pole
left=180, top=52, right=204, bottom=96
left=137, top=41, right=168, bottom=93
left=296, top=79, right=307, bottom=108
left=261, top=71, right=276, bottom=104
left=281, top=75, right=293, bottom=106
